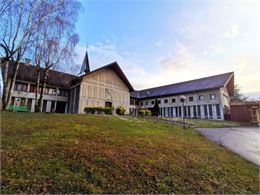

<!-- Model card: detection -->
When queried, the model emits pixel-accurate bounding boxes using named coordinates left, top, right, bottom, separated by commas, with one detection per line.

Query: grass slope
left=1, top=113, right=259, bottom=194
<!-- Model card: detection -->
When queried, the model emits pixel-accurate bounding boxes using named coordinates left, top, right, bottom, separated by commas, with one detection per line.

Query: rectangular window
left=193, top=105, right=197, bottom=118
left=158, top=100, right=161, bottom=104
left=52, top=89, right=57, bottom=95
left=42, top=100, right=47, bottom=112
left=51, top=101, right=55, bottom=112
left=199, top=95, right=204, bottom=101
left=44, top=88, right=49, bottom=94
left=14, top=82, right=27, bottom=91
left=187, top=106, right=191, bottom=117
left=209, top=104, right=213, bottom=118
left=197, top=105, right=201, bottom=117
left=184, top=106, right=187, bottom=117
left=48, top=88, right=53, bottom=95
left=172, top=98, right=176, bottom=103
left=170, top=107, right=173, bottom=117
left=164, top=99, right=168, bottom=104
left=27, top=99, right=32, bottom=111
left=140, top=102, right=143, bottom=106
left=29, top=85, right=36, bottom=93
left=204, top=105, right=208, bottom=118
left=20, top=98, right=26, bottom=106
left=151, top=101, right=154, bottom=105
left=146, top=101, right=148, bottom=105
left=130, top=99, right=135, bottom=105
left=189, top=96, right=194, bottom=101
left=11, top=97, right=15, bottom=105
left=22, top=84, right=27, bottom=91
left=216, top=104, right=221, bottom=119
left=210, top=94, right=216, bottom=100
left=168, top=107, right=171, bottom=117
left=178, top=106, right=182, bottom=117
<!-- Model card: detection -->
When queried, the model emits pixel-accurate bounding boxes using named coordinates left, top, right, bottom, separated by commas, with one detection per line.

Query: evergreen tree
left=153, top=98, right=160, bottom=116
left=231, top=84, right=248, bottom=102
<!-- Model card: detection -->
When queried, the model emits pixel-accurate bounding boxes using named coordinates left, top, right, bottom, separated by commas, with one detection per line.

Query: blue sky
left=74, top=0, right=259, bottom=97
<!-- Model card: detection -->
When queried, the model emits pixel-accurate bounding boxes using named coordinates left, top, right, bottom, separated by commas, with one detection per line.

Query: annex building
left=2, top=52, right=235, bottom=120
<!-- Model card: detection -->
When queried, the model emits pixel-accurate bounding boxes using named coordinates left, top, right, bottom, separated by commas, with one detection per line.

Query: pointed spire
left=80, top=48, right=90, bottom=74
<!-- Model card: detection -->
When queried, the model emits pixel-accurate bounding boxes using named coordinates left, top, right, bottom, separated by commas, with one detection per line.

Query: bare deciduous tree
left=29, top=0, right=81, bottom=112
left=0, top=0, right=81, bottom=110
left=0, top=0, right=11, bottom=18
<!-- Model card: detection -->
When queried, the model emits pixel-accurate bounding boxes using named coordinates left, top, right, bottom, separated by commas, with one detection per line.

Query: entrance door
left=56, top=101, right=66, bottom=113
left=251, top=108, right=259, bottom=123
left=105, top=101, right=112, bottom=108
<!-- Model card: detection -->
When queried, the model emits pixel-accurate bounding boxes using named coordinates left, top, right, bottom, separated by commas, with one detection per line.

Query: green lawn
left=160, top=117, right=242, bottom=128
left=1, top=112, right=259, bottom=194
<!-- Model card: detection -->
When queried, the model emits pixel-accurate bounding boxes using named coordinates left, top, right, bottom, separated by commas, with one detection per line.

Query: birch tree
left=0, top=0, right=80, bottom=110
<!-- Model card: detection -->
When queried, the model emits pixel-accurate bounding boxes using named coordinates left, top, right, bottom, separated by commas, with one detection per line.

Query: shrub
left=138, top=109, right=146, bottom=116
left=145, top=109, right=152, bottom=116
left=103, top=107, right=113, bottom=115
left=116, top=106, right=126, bottom=115
left=138, top=109, right=152, bottom=117
left=84, top=107, right=113, bottom=115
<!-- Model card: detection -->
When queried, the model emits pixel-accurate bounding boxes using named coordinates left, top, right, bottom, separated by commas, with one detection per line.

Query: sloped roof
left=71, top=62, right=134, bottom=91
left=3, top=61, right=77, bottom=89
left=131, top=72, right=234, bottom=99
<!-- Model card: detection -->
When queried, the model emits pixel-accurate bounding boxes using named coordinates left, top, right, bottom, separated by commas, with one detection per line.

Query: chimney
left=25, top=58, right=30, bottom=66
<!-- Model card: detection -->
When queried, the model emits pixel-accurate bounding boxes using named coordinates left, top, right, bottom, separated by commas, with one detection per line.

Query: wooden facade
left=77, top=68, right=131, bottom=114
left=230, top=102, right=260, bottom=125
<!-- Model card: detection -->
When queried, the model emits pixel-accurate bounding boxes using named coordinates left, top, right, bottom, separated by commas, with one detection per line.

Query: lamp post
left=180, top=95, right=186, bottom=130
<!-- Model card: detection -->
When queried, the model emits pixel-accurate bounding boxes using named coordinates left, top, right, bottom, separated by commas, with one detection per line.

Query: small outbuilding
left=230, top=101, right=260, bottom=126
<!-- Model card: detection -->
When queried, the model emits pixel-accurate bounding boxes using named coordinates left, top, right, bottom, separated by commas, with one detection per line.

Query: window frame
left=199, top=95, right=204, bottom=101
left=210, top=94, right=216, bottom=100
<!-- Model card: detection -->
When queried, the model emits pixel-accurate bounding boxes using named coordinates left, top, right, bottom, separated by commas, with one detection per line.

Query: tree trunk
left=6, top=61, right=20, bottom=108
left=38, top=69, right=48, bottom=112
left=34, top=66, right=41, bottom=112
left=1, top=60, right=9, bottom=110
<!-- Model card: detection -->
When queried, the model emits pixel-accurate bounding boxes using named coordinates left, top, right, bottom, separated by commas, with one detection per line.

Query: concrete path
left=196, top=127, right=260, bottom=166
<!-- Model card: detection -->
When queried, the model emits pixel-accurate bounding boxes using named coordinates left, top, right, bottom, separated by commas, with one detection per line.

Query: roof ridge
left=19, top=62, right=77, bottom=77
left=137, top=72, right=234, bottom=92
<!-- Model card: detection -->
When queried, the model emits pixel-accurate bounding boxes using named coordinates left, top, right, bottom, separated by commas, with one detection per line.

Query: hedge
left=84, top=107, right=113, bottom=115
left=138, top=109, right=152, bottom=116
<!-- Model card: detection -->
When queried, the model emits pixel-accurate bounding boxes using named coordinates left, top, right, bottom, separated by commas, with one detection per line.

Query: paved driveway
left=196, top=127, right=260, bottom=166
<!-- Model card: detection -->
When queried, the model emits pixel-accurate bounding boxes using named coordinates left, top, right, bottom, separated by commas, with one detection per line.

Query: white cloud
left=155, top=40, right=163, bottom=47
left=160, top=42, right=195, bottom=72
left=74, top=42, right=147, bottom=80
left=224, top=25, right=241, bottom=38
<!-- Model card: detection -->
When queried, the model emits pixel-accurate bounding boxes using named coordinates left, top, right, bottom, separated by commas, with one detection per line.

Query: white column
left=201, top=105, right=205, bottom=119
left=31, top=99, right=35, bottom=112
left=190, top=106, right=194, bottom=118
left=206, top=105, right=210, bottom=119
left=46, top=101, right=52, bottom=112
left=212, top=104, right=217, bottom=119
